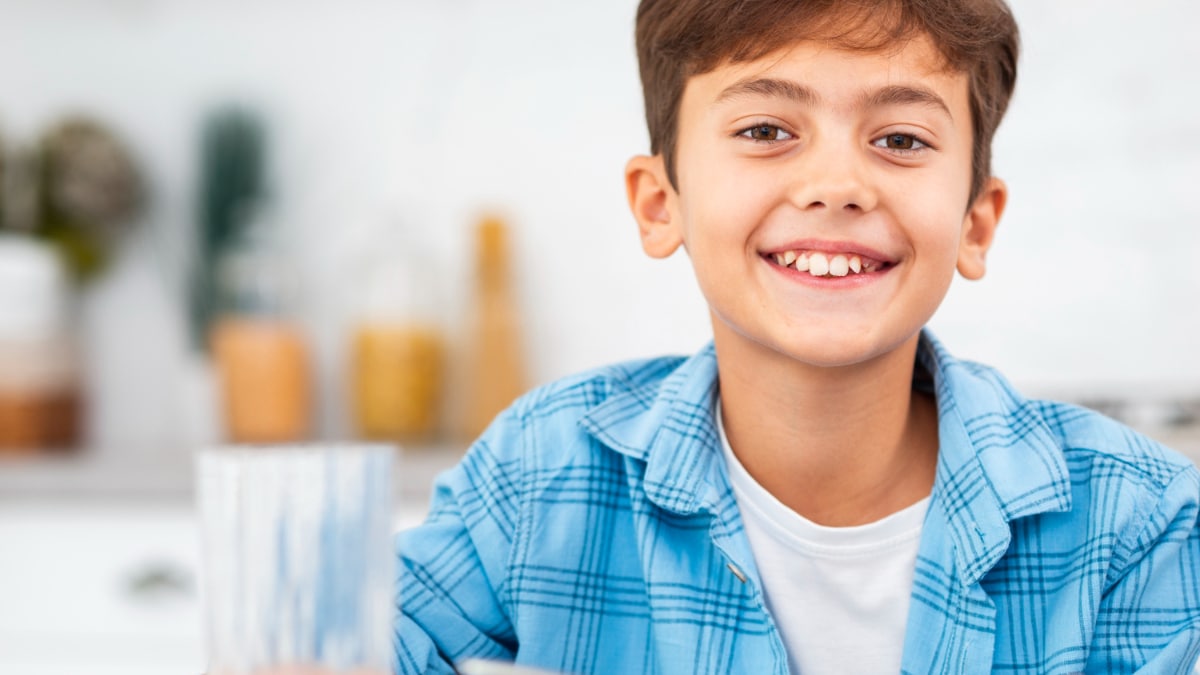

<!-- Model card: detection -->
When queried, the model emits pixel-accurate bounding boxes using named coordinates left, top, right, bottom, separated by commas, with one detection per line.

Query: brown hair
left=635, top=0, right=1019, bottom=202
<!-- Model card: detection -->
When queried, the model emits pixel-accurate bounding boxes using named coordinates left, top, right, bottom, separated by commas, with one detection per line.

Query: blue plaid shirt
left=395, top=331, right=1200, bottom=674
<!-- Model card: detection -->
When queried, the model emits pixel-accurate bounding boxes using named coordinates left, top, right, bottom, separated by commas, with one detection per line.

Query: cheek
left=899, top=208, right=967, bottom=290
left=680, top=160, right=780, bottom=237
left=902, top=171, right=972, bottom=255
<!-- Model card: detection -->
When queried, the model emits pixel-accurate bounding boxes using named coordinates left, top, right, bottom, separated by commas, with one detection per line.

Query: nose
left=789, top=135, right=878, bottom=213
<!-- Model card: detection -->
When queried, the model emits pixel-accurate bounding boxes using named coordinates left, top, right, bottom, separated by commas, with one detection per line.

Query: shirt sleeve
left=393, top=408, right=526, bottom=674
left=1088, top=466, right=1200, bottom=674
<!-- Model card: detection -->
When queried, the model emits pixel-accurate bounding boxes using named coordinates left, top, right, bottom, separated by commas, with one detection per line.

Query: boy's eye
left=739, top=124, right=793, bottom=142
left=873, top=133, right=928, bottom=152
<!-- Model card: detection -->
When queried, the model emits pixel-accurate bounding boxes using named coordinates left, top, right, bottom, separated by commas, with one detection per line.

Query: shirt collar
left=578, top=331, right=1073, bottom=582
left=916, top=330, right=1072, bottom=584
left=579, top=344, right=723, bottom=515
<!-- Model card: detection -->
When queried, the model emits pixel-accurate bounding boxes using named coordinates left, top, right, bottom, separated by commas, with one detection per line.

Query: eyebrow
left=715, top=77, right=820, bottom=106
left=863, top=84, right=952, bottom=118
left=714, top=77, right=953, bottom=120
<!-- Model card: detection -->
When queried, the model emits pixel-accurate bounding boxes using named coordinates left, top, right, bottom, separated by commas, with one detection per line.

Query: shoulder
left=418, top=352, right=691, bottom=536
left=992, top=390, right=1200, bottom=582
left=1033, top=400, right=1199, bottom=563
left=927, top=334, right=1197, bottom=558
left=507, top=353, right=689, bottom=424
left=928, top=334, right=1195, bottom=499
left=1031, top=397, right=1198, bottom=497
left=469, top=352, right=691, bottom=468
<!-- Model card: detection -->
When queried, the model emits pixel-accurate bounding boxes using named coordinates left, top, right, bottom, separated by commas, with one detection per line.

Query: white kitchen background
left=1, top=0, right=1198, bottom=454
left=1, top=1, right=1198, bottom=673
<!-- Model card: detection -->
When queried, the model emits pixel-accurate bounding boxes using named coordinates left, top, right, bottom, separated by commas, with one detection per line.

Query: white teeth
left=828, top=255, right=849, bottom=277
left=808, top=253, right=829, bottom=276
left=774, top=249, right=881, bottom=276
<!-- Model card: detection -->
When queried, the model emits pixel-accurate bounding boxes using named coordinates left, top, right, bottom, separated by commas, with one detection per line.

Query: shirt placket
left=705, top=504, right=790, bottom=675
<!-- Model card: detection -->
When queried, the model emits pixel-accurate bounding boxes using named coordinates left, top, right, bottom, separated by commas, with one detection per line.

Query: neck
left=714, top=327, right=938, bottom=527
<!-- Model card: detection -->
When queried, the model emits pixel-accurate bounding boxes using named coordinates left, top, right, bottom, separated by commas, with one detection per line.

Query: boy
left=396, top=0, right=1200, bottom=673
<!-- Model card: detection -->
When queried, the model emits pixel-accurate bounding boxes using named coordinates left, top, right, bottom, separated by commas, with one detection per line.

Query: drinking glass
left=196, top=443, right=395, bottom=674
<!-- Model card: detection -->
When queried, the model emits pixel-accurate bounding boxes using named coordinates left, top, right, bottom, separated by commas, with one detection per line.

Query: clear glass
left=196, top=444, right=396, bottom=674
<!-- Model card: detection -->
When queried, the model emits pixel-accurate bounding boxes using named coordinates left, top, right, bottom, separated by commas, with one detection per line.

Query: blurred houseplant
left=36, top=118, right=143, bottom=282
left=191, top=108, right=265, bottom=349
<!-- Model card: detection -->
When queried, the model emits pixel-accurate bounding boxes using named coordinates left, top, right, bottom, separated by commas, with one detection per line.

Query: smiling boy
left=395, top=1, right=1200, bottom=673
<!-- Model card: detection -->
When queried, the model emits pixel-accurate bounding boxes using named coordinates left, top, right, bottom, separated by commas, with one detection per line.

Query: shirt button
left=726, top=562, right=748, bottom=583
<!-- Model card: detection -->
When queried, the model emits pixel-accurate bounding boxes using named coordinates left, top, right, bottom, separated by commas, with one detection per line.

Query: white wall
left=939, top=0, right=1200, bottom=395
left=1, top=0, right=1197, bottom=452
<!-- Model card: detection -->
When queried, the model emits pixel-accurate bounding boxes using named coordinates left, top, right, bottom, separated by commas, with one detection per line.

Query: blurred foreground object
left=210, top=205, right=312, bottom=444
left=460, top=216, right=526, bottom=440
left=458, top=660, right=567, bottom=675
left=0, top=236, right=82, bottom=453
left=196, top=444, right=394, bottom=674
left=349, top=240, right=447, bottom=444
left=36, top=117, right=142, bottom=282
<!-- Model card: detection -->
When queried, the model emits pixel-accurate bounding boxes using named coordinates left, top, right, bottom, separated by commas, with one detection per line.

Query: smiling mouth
left=765, top=249, right=895, bottom=278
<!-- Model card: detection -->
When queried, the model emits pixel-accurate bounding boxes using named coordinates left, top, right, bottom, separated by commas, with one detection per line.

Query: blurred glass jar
left=348, top=247, right=446, bottom=445
left=210, top=207, right=312, bottom=444
left=0, top=236, right=82, bottom=454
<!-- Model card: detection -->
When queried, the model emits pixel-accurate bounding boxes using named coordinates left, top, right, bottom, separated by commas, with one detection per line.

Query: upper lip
left=761, top=239, right=898, bottom=265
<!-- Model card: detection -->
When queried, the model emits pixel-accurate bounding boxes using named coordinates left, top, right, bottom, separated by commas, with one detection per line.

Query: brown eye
left=739, top=124, right=792, bottom=142
left=750, top=125, right=779, bottom=141
left=872, top=132, right=928, bottom=153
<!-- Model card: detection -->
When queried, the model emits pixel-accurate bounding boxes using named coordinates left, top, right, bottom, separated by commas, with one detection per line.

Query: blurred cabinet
left=0, top=503, right=203, bottom=675
left=0, top=499, right=436, bottom=675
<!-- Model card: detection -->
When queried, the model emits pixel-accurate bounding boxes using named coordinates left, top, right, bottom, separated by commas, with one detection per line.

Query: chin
left=768, top=328, right=918, bottom=370
left=788, top=346, right=883, bottom=369
left=713, top=309, right=923, bottom=370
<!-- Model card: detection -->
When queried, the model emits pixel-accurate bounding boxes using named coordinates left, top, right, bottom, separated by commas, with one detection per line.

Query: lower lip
left=763, top=255, right=892, bottom=288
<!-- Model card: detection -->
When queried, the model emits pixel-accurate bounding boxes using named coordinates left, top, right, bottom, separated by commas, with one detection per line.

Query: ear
left=625, top=154, right=683, bottom=259
left=957, top=177, right=1007, bottom=280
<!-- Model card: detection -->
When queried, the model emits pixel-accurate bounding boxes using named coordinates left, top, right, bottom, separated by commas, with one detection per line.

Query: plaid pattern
left=395, top=331, right=1200, bottom=674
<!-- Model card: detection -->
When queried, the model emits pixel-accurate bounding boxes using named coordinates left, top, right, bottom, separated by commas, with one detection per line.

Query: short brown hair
left=635, top=0, right=1019, bottom=202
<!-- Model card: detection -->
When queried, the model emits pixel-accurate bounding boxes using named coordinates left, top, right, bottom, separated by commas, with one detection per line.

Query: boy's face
left=627, top=35, right=1006, bottom=369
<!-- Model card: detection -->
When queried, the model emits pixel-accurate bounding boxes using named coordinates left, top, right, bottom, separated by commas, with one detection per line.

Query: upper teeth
left=809, top=253, right=830, bottom=276
left=772, top=251, right=877, bottom=276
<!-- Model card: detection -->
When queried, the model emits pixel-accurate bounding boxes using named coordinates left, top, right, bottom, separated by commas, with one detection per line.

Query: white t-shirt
left=717, top=400, right=929, bottom=675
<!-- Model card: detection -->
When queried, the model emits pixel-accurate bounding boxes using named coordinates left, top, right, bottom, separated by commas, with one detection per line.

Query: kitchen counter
left=2, top=423, right=1197, bottom=674
left=0, top=443, right=466, bottom=503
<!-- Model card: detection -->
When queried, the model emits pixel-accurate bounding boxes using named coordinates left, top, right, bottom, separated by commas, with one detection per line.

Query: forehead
left=683, top=35, right=969, bottom=118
